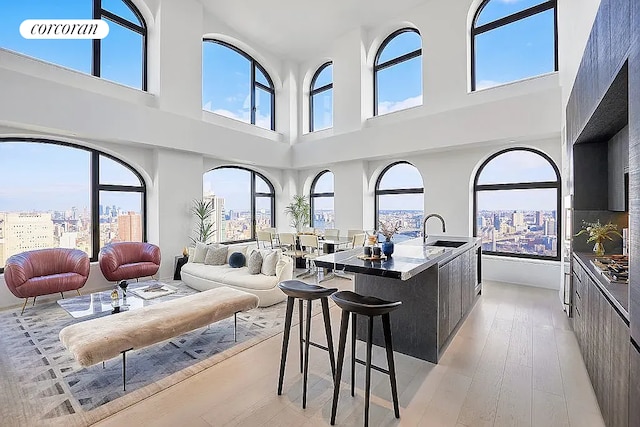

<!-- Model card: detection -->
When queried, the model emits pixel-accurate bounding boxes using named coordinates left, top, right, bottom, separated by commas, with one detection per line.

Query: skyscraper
left=1, top=212, right=54, bottom=264
left=204, top=193, right=225, bottom=243
left=117, top=212, right=142, bottom=241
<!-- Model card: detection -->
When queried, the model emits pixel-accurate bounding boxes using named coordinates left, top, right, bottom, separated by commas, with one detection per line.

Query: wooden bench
left=59, top=286, right=259, bottom=390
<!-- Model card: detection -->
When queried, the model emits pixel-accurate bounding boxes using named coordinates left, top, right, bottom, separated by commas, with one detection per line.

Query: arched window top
left=202, top=40, right=275, bottom=130
left=373, top=28, right=422, bottom=117
left=471, top=0, right=557, bottom=91
left=99, top=155, right=144, bottom=186
left=377, top=162, right=424, bottom=191
left=375, top=28, right=421, bottom=66
left=311, top=170, right=334, bottom=194
left=0, top=0, right=147, bottom=90
left=475, top=0, right=548, bottom=27
left=476, top=149, right=559, bottom=186
left=311, top=63, right=333, bottom=91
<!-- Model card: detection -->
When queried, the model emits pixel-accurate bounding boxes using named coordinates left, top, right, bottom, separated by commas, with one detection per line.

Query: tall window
left=202, top=167, right=275, bottom=243
left=310, top=62, right=333, bottom=132
left=375, top=162, right=424, bottom=241
left=310, top=170, right=334, bottom=232
left=202, top=40, right=275, bottom=131
left=0, top=138, right=146, bottom=272
left=373, top=28, right=422, bottom=116
left=0, top=0, right=147, bottom=90
left=471, top=0, right=557, bottom=91
left=474, top=148, right=560, bottom=260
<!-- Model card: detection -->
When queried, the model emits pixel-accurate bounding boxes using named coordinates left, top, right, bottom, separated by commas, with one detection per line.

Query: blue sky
left=0, top=0, right=556, bottom=213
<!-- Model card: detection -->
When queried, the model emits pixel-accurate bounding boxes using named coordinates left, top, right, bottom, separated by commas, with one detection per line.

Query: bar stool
left=330, top=290, right=402, bottom=426
left=277, top=280, right=337, bottom=409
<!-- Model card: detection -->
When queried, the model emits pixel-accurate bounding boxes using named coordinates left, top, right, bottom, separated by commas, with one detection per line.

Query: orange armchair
left=4, top=248, right=90, bottom=315
left=99, top=242, right=161, bottom=283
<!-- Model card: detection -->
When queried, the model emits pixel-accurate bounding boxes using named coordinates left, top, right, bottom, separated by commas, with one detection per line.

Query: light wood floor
left=94, top=280, right=604, bottom=427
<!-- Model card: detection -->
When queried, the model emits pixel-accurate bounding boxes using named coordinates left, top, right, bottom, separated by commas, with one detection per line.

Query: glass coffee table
left=57, top=281, right=180, bottom=319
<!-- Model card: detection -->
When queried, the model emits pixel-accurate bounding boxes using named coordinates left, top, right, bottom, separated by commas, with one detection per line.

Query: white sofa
left=181, top=242, right=292, bottom=307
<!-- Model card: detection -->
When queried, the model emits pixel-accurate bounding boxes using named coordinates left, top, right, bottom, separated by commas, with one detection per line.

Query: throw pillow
left=226, top=245, right=248, bottom=264
left=204, top=245, right=228, bottom=266
left=261, top=250, right=279, bottom=276
left=246, top=250, right=263, bottom=274
left=229, top=252, right=246, bottom=268
left=192, top=242, right=208, bottom=263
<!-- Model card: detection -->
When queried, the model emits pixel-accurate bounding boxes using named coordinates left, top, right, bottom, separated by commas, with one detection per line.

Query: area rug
left=0, top=280, right=317, bottom=427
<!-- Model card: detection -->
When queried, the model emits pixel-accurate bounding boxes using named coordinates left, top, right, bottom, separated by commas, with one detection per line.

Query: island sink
left=428, top=240, right=466, bottom=248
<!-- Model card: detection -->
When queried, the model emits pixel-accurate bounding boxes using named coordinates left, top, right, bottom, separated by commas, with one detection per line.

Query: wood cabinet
left=438, top=262, right=450, bottom=350
left=448, top=256, right=462, bottom=335
left=630, top=343, right=640, bottom=427
left=608, top=126, right=629, bottom=211
left=573, top=142, right=609, bottom=210
left=572, top=255, right=629, bottom=427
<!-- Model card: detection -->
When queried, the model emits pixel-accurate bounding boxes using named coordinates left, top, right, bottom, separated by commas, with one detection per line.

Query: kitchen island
left=314, top=235, right=481, bottom=363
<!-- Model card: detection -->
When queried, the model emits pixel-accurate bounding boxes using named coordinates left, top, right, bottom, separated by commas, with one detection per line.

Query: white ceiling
left=200, top=0, right=431, bottom=61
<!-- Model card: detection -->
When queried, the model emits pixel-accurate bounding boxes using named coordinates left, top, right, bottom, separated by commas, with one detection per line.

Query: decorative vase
left=382, top=240, right=394, bottom=257
left=593, top=240, right=605, bottom=257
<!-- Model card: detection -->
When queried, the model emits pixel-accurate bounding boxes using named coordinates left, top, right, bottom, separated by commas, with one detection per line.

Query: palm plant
left=284, top=195, right=311, bottom=232
left=190, top=198, right=216, bottom=244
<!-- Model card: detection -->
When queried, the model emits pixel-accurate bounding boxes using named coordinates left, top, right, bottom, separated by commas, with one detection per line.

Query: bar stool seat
left=330, top=290, right=402, bottom=426
left=277, top=280, right=338, bottom=409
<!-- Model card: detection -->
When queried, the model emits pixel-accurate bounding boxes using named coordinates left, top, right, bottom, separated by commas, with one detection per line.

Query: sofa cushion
left=205, top=245, right=227, bottom=266
left=229, top=252, right=246, bottom=268
left=193, top=242, right=208, bottom=263
left=181, top=263, right=279, bottom=291
left=247, top=250, right=263, bottom=274
left=261, top=250, right=279, bottom=276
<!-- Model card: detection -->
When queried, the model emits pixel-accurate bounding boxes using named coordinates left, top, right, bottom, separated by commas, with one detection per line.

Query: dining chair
left=324, top=229, right=340, bottom=240
left=257, top=230, right=273, bottom=248
left=297, top=234, right=321, bottom=279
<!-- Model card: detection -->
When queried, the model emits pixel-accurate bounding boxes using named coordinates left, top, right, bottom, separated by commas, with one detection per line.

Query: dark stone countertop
left=573, top=252, right=629, bottom=322
left=314, top=235, right=481, bottom=280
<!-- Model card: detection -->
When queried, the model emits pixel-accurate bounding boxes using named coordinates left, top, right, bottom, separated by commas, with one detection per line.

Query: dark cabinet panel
left=610, top=0, right=631, bottom=70
left=598, top=290, right=613, bottom=424
left=596, top=0, right=612, bottom=95
left=448, top=257, right=462, bottom=335
left=629, top=34, right=640, bottom=346
left=438, top=262, right=450, bottom=350
left=630, top=343, right=640, bottom=427
left=461, top=249, right=471, bottom=314
left=608, top=126, right=629, bottom=211
left=573, top=142, right=609, bottom=210
left=611, top=313, right=629, bottom=427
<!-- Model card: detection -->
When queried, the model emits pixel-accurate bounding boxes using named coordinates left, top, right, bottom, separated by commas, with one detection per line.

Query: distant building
left=0, top=212, right=54, bottom=264
left=204, top=193, right=225, bottom=243
left=536, top=211, right=544, bottom=227
left=59, top=232, right=78, bottom=249
left=544, top=218, right=556, bottom=236
left=117, top=211, right=142, bottom=241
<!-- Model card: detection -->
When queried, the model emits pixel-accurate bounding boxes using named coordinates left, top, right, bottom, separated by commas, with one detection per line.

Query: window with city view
left=0, top=139, right=146, bottom=271
left=375, top=162, right=424, bottom=241
left=202, top=167, right=275, bottom=243
left=310, top=170, right=334, bottom=232
left=310, top=62, right=333, bottom=132
left=472, top=0, right=557, bottom=91
left=374, top=28, right=422, bottom=116
left=474, top=148, right=560, bottom=260
left=202, top=40, right=275, bottom=131
left=0, top=0, right=147, bottom=90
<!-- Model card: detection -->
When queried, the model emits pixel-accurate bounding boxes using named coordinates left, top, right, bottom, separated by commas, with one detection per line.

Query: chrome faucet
left=423, top=213, right=446, bottom=243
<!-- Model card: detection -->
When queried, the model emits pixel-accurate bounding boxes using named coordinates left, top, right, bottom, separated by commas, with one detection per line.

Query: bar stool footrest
left=301, top=338, right=331, bottom=353
left=355, top=358, right=390, bottom=376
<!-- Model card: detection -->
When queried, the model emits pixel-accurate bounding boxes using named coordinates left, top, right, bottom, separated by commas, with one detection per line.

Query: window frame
left=373, top=28, right=422, bottom=117
left=205, top=166, right=276, bottom=243
left=309, top=62, right=333, bottom=132
left=309, top=170, right=334, bottom=228
left=473, top=147, right=561, bottom=261
left=202, top=39, right=276, bottom=131
left=374, top=161, right=424, bottom=231
left=0, top=137, right=147, bottom=273
left=470, top=0, right=558, bottom=92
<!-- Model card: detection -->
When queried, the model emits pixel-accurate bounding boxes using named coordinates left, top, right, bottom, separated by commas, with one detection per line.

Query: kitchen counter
left=573, top=252, right=629, bottom=321
left=314, top=235, right=481, bottom=363
left=313, top=235, right=481, bottom=280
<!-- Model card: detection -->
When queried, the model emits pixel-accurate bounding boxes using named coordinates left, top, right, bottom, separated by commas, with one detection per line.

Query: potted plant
left=378, top=219, right=402, bottom=257
left=190, top=198, right=216, bottom=245
left=575, top=220, right=622, bottom=256
left=284, top=195, right=311, bottom=233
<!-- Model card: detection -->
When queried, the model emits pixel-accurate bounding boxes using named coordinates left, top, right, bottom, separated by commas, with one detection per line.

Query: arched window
left=202, top=167, right=275, bottom=243
left=471, top=0, right=557, bottom=91
left=373, top=28, right=422, bottom=116
left=474, top=148, right=560, bottom=260
left=0, top=138, right=146, bottom=272
left=310, top=62, right=333, bottom=132
left=0, top=0, right=147, bottom=90
left=202, top=40, right=275, bottom=131
left=375, top=162, right=424, bottom=241
left=310, top=170, right=334, bottom=231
